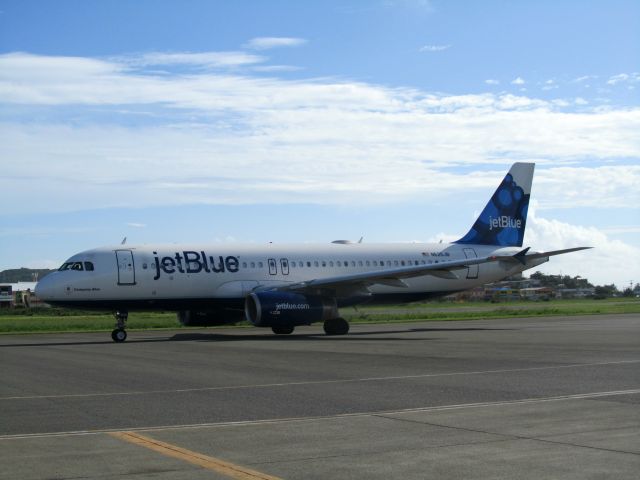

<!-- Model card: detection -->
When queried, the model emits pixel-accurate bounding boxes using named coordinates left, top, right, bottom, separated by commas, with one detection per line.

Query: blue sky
left=0, top=0, right=639, bottom=287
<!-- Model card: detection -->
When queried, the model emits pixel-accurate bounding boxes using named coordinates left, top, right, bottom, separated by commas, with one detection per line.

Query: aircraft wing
left=271, top=255, right=498, bottom=296
left=269, top=246, right=592, bottom=296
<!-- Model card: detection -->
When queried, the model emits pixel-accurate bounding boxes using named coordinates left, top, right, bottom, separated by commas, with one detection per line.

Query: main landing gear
left=323, top=317, right=349, bottom=336
left=111, top=310, right=128, bottom=343
left=270, top=318, right=350, bottom=336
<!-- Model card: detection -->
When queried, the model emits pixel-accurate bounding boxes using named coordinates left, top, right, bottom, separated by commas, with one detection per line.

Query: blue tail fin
left=455, top=163, right=534, bottom=247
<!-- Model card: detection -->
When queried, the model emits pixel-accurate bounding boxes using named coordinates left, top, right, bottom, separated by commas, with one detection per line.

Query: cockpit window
left=58, top=262, right=85, bottom=271
left=84, top=262, right=94, bottom=271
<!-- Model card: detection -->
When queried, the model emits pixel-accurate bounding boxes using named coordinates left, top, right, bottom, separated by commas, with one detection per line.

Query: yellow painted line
left=109, top=431, right=282, bottom=480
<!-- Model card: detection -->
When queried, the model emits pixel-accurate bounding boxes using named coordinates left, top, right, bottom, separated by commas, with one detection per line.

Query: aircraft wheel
left=323, top=317, right=349, bottom=335
left=111, top=328, right=127, bottom=343
left=272, top=325, right=295, bottom=335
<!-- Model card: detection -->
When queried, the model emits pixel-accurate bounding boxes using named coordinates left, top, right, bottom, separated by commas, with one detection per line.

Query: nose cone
left=34, top=274, right=57, bottom=301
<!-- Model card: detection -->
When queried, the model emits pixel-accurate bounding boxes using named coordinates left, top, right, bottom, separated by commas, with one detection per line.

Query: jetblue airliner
left=35, top=163, right=590, bottom=342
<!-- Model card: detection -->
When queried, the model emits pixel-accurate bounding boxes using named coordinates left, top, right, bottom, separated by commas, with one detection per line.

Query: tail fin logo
left=489, top=215, right=522, bottom=231
left=455, top=163, right=533, bottom=247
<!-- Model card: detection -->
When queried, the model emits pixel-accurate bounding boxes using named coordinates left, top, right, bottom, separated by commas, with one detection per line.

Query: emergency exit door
left=463, top=248, right=479, bottom=280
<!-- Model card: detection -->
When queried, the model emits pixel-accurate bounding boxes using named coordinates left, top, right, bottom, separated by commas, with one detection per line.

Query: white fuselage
left=35, top=242, right=546, bottom=311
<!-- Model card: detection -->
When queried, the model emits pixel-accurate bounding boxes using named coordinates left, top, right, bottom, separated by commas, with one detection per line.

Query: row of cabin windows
left=240, top=259, right=434, bottom=269
left=60, top=259, right=436, bottom=273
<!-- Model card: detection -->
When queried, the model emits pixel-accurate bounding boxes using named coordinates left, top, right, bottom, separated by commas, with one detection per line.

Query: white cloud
left=419, top=44, right=451, bottom=52
left=485, top=79, right=500, bottom=85
left=607, top=72, right=640, bottom=85
left=0, top=53, right=638, bottom=238
left=122, top=51, right=266, bottom=69
left=511, top=76, right=525, bottom=85
left=572, top=75, right=597, bottom=83
left=252, top=65, right=302, bottom=72
left=535, top=166, right=640, bottom=209
left=245, top=37, right=307, bottom=50
left=524, top=207, right=640, bottom=287
left=126, top=223, right=147, bottom=228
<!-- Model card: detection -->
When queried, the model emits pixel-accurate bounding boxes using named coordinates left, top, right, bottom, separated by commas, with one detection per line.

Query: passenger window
left=307, top=261, right=311, bottom=267
left=258, top=262, right=264, bottom=268
left=322, top=261, right=326, bottom=267
left=84, top=262, right=94, bottom=271
left=314, top=261, right=319, bottom=267
left=351, top=261, right=356, bottom=267
left=337, top=261, right=342, bottom=267
left=242, top=262, right=247, bottom=268
left=329, top=261, right=334, bottom=267
left=394, top=260, right=399, bottom=266
left=366, top=261, right=370, bottom=267
left=251, top=262, right=256, bottom=268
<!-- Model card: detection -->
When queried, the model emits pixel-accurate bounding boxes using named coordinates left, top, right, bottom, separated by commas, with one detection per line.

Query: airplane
left=35, top=162, right=590, bottom=342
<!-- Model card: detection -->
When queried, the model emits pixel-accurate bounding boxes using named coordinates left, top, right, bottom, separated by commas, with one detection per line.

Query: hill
left=0, top=268, right=54, bottom=283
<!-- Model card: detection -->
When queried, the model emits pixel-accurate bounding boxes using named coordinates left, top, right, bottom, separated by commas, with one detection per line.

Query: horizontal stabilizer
left=522, top=246, right=593, bottom=259
left=492, top=246, right=592, bottom=264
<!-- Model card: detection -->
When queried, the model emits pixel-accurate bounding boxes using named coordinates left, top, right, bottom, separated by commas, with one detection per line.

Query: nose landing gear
left=111, top=311, right=128, bottom=342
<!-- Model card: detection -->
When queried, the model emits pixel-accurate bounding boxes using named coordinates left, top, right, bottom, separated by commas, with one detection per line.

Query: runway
left=1, top=314, right=639, bottom=479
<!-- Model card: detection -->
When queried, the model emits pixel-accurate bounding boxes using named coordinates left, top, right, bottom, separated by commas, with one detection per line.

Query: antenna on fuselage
left=121, top=237, right=127, bottom=245
left=358, top=237, right=363, bottom=243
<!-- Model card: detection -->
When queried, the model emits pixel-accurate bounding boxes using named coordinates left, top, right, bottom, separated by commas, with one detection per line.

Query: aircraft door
left=280, top=258, right=289, bottom=275
left=115, top=250, right=136, bottom=285
left=463, top=248, right=479, bottom=280
left=268, top=258, right=277, bottom=275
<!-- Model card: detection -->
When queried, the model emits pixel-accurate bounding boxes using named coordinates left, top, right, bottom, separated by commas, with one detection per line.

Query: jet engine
left=244, top=291, right=337, bottom=328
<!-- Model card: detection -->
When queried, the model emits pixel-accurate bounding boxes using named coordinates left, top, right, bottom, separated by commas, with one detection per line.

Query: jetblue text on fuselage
left=488, top=216, right=522, bottom=231
left=153, top=251, right=239, bottom=280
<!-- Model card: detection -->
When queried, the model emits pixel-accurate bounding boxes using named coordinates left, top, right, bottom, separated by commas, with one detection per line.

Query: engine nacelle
left=177, top=309, right=243, bottom=326
left=244, top=291, right=337, bottom=328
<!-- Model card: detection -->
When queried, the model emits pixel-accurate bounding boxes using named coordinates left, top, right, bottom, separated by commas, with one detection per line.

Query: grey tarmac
left=1, top=314, right=639, bottom=479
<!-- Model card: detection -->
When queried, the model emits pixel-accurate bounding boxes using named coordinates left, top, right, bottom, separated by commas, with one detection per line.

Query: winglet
left=513, top=247, right=531, bottom=265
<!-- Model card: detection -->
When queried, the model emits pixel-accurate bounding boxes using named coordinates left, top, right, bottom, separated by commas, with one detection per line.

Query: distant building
left=520, top=287, right=554, bottom=300
left=556, top=287, right=595, bottom=299
left=0, top=282, right=44, bottom=308
left=0, top=284, right=12, bottom=308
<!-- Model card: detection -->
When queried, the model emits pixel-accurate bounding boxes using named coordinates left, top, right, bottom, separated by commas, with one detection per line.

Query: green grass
left=0, top=311, right=184, bottom=334
left=0, top=298, right=638, bottom=334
